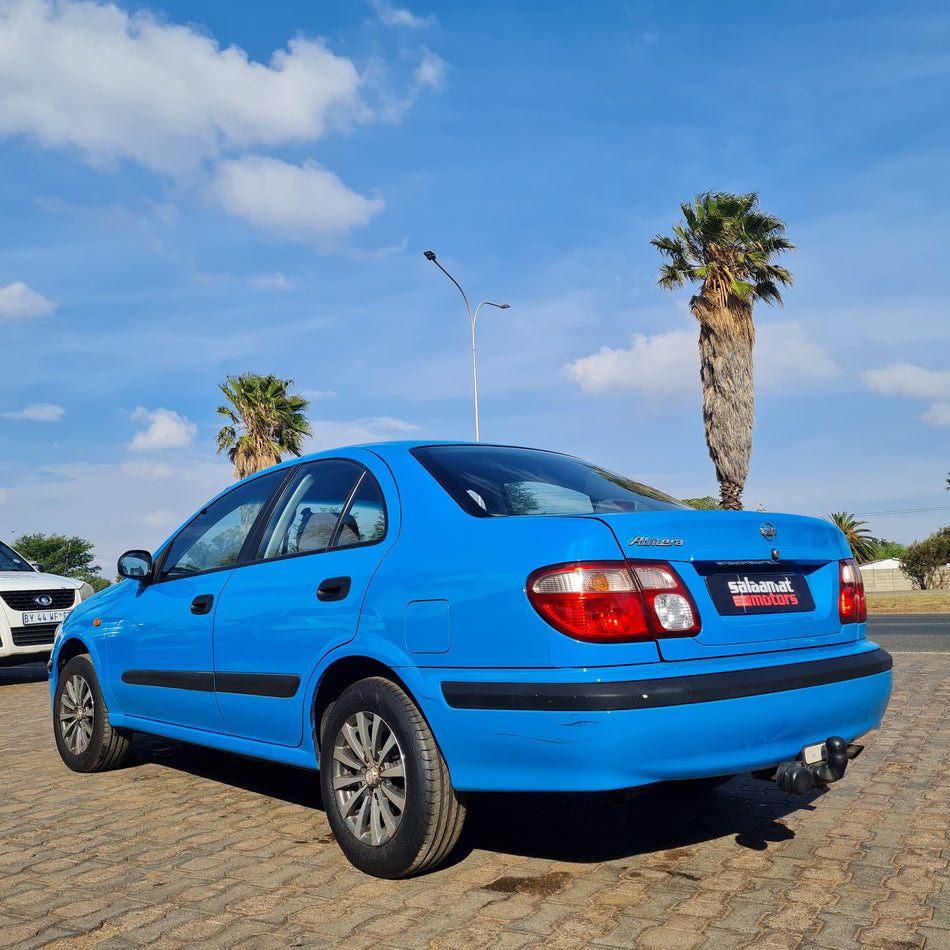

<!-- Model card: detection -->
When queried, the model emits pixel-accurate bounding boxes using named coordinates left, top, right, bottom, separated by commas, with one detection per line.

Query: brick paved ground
left=1, top=653, right=947, bottom=950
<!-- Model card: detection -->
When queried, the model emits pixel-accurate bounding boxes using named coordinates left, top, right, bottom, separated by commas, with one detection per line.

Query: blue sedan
left=49, top=442, right=891, bottom=877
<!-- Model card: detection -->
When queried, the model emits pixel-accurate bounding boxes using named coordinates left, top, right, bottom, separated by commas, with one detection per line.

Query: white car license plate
left=22, top=609, right=71, bottom=625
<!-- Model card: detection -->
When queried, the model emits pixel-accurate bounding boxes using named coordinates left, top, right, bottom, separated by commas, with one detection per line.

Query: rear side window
left=412, top=445, right=687, bottom=517
left=256, top=459, right=387, bottom=560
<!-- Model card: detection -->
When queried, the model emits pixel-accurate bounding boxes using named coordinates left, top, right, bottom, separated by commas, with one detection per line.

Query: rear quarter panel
left=362, top=511, right=664, bottom=668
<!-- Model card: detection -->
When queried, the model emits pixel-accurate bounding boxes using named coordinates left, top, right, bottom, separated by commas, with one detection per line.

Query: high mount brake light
left=526, top=560, right=701, bottom=643
left=839, top=558, right=867, bottom=624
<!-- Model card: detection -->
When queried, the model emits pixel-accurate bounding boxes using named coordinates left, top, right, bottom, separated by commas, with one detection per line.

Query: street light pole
left=423, top=250, right=509, bottom=442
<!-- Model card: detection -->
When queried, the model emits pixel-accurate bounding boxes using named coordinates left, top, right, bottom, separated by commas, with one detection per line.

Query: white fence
left=860, top=560, right=949, bottom=592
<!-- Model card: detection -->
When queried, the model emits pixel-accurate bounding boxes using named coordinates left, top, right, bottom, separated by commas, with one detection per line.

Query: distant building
left=859, top=558, right=915, bottom=593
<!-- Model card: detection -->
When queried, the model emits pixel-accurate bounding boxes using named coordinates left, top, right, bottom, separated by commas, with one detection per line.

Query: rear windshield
left=412, top=445, right=687, bottom=517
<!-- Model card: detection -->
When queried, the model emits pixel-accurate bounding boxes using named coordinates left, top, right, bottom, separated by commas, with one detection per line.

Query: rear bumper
left=421, top=647, right=893, bottom=793
left=442, top=648, right=892, bottom=711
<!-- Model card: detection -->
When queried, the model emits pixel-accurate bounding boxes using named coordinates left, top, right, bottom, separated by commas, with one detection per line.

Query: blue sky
left=1, top=0, right=948, bottom=575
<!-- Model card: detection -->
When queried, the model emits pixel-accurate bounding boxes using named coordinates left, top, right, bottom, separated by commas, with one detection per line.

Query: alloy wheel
left=330, top=710, right=407, bottom=846
left=58, top=674, right=95, bottom=755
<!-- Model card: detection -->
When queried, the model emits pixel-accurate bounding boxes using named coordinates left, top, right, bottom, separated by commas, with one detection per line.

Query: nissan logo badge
left=760, top=523, right=777, bottom=541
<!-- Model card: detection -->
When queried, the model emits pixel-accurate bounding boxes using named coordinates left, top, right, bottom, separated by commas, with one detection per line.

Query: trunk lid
left=594, top=509, right=857, bottom=661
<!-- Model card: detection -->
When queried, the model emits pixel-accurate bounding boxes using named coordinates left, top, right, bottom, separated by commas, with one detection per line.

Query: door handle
left=191, top=594, right=214, bottom=615
left=317, top=576, right=351, bottom=602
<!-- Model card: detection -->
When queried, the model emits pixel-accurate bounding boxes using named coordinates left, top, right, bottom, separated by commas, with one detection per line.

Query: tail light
left=526, top=560, right=701, bottom=643
left=839, top=559, right=867, bottom=623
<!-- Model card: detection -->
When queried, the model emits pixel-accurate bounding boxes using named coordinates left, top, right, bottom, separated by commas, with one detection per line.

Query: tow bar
left=762, top=736, right=865, bottom=796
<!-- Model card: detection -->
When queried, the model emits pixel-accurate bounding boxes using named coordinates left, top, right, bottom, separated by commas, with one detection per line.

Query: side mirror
left=118, top=550, right=153, bottom=581
left=30, top=562, right=46, bottom=573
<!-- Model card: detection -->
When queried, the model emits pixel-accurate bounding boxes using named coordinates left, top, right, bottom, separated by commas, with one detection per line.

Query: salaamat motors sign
left=706, top=573, right=816, bottom=615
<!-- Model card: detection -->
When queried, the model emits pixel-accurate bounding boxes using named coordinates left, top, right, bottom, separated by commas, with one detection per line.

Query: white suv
left=0, top=540, right=94, bottom=665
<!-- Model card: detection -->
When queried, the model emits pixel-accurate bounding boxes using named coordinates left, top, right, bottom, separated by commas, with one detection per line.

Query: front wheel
left=319, top=677, right=465, bottom=878
left=53, top=654, right=131, bottom=772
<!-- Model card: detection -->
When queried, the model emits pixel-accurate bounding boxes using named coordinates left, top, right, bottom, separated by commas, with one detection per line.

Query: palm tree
left=652, top=192, right=794, bottom=509
left=827, top=511, right=879, bottom=564
left=215, top=373, right=312, bottom=479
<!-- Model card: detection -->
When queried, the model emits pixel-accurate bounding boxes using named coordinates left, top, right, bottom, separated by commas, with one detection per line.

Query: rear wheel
left=319, top=677, right=465, bottom=878
left=53, top=654, right=131, bottom=772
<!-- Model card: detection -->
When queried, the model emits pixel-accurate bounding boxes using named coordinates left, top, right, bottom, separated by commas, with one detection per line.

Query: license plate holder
left=22, top=610, right=71, bottom=625
left=706, top=572, right=814, bottom=615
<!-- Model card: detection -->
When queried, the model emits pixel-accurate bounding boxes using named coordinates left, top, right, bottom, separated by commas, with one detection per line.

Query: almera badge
left=628, top=536, right=683, bottom=548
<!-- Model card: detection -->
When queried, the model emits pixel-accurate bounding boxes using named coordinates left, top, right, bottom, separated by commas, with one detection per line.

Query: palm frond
left=827, top=511, right=879, bottom=563
left=653, top=191, right=794, bottom=309
left=214, top=373, right=313, bottom=479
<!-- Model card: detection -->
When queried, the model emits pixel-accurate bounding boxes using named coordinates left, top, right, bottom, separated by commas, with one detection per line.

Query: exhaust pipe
left=768, top=737, right=864, bottom=796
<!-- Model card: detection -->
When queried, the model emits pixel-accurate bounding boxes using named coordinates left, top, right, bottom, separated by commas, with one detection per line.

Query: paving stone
left=3, top=653, right=950, bottom=949
left=855, top=919, right=924, bottom=948
left=0, top=924, right=84, bottom=950
left=636, top=924, right=706, bottom=950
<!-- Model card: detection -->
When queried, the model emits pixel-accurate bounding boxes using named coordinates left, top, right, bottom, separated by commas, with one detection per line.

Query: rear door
left=212, top=456, right=396, bottom=746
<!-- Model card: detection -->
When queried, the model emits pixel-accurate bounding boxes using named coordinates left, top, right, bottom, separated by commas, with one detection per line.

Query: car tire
left=53, top=654, right=131, bottom=773
left=319, top=676, right=466, bottom=878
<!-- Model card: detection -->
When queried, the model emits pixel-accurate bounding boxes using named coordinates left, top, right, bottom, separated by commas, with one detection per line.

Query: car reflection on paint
left=48, top=442, right=891, bottom=877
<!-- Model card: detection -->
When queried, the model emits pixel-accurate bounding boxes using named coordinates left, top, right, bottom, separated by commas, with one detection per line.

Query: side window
left=257, top=460, right=386, bottom=560
left=161, top=470, right=285, bottom=579
left=344, top=469, right=387, bottom=544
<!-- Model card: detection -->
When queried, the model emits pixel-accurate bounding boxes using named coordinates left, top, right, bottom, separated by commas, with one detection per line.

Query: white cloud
left=862, top=362, right=950, bottom=427
left=0, top=281, right=56, bottom=320
left=755, top=323, right=841, bottom=386
left=148, top=201, right=179, bottom=225
left=128, top=407, right=197, bottom=451
left=861, top=363, right=950, bottom=400
left=923, top=402, right=950, bottom=426
left=144, top=508, right=183, bottom=528
left=370, top=0, right=435, bottom=28
left=0, top=0, right=367, bottom=174
left=364, top=416, right=421, bottom=431
left=414, top=49, right=448, bottom=89
left=120, top=461, right=174, bottom=479
left=564, top=328, right=697, bottom=395
left=303, top=416, right=421, bottom=452
left=368, top=46, right=449, bottom=123
left=0, top=488, right=7, bottom=504
left=343, top=237, right=408, bottom=262
left=564, top=322, right=839, bottom=398
left=209, top=156, right=384, bottom=241
left=0, top=458, right=232, bottom=567
left=301, top=390, right=337, bottom=400
left=248, top=271, right=292, bottom=289
left=1, top=402, right=64, bottom=421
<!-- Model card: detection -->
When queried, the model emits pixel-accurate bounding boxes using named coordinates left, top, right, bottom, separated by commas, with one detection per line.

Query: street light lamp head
left=499, top=304, right=510, bottom=309
left=423, top=250, right=437, bottom=261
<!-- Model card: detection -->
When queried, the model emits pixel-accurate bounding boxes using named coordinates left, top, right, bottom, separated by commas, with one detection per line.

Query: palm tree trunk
left=694, top=296, right=755, bottom=511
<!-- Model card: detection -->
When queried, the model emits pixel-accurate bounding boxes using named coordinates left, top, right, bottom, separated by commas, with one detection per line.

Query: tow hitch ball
left=770, top=737, right=864, bottom=796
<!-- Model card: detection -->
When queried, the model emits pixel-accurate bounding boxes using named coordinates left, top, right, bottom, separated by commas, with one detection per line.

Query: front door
left=212, top=457, right=393, bottom=746
left=107, top=468, right=286, bottom=731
